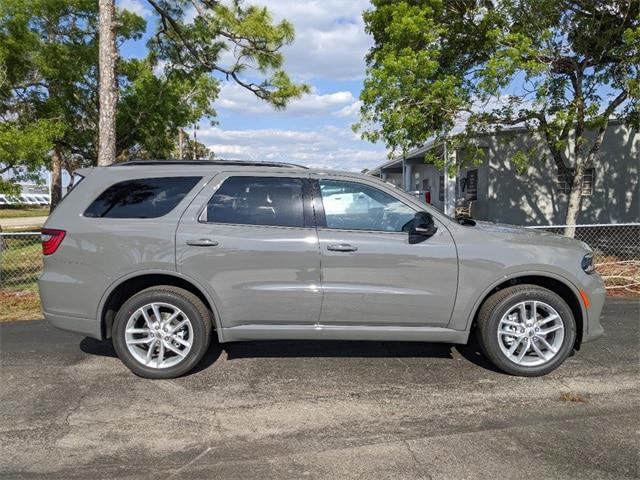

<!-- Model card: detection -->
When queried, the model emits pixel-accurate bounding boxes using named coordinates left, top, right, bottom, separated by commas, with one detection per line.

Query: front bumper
left=581, top=273, right=606, bottom=344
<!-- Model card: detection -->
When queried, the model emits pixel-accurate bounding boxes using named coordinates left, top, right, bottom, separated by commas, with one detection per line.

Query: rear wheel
left=476, top=284, right=576, bottom=376
left=112, top=286, right=212, bottom=379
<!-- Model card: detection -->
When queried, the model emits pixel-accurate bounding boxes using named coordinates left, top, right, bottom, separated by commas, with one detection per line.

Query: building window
left=556, top=168, right=595, bottom=196
left=466, top=169, right=478, bottom=200
left=438, top=175, right=444, bottom=201
left=581, top=168, right=595, bottom=196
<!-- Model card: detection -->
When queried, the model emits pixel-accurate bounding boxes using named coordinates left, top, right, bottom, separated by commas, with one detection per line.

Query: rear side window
left=205, top=176, right=305, bottom=227
left=84, top=177, right=201, bottom=218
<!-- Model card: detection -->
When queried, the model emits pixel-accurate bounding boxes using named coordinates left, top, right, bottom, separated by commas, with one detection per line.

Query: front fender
left=449, top=267, right=587, bottom=334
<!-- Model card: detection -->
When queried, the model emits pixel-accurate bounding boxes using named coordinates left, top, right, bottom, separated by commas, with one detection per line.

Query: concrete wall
left=382, top=172, right=403, bottom=187
left=484, top=123, right=639, bottom=225
left=409, top=163, right=442, bottom=208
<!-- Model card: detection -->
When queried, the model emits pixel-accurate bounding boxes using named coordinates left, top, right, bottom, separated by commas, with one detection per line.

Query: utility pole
left=178, top=129, right=184, bottom=160
left=192, top=124, right=198, bottom=160
left=443, top=141, right=456, bottom=218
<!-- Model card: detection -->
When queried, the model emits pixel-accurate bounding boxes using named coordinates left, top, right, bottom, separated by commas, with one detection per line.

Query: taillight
left=41, top=229, right=66, bottom=255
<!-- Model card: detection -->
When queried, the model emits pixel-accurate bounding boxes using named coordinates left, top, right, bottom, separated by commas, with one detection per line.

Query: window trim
left=197, top=175, right=315, bottom=229
left=312, top=178, right=419, bottom=234
left=82, top=176, right=203, bottom=220
left=555, top=167, right=595, bottom=197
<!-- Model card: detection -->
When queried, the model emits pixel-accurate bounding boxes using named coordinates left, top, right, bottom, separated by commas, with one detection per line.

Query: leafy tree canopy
left=357, top=0, right=639, bottom=175
left=0, top=0, right=308, bottom=194
left=147, top=0, right=309, bottom=108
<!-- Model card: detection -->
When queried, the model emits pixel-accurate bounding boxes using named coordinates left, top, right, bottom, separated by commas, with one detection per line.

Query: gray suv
left=39, top=160, right=605, bottom=378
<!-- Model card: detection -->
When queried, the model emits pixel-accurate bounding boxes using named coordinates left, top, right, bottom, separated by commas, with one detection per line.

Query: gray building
left=370, top=121, right=639, bottom=226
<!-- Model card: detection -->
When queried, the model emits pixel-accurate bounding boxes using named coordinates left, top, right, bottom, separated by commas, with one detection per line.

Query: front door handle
left=186, top=238, right=219, bottom=247
left=327, top=243, right=358, bottom=252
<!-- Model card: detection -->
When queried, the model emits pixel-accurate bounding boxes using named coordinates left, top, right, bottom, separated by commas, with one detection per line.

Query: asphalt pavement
left=1, top=298, right=638, bottom=479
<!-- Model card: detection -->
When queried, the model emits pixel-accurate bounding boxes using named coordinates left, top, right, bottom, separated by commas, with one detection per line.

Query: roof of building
left=368, top=118, right=627, bottom=175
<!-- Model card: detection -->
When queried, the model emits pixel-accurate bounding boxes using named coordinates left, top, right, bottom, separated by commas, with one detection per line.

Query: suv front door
left=313, top=177, right=458, bottom=327
left=177, top=173, right=322, bottom=329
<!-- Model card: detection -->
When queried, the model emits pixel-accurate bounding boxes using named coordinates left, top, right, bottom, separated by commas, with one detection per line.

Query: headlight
left=581, top=253, right=595, bottom=274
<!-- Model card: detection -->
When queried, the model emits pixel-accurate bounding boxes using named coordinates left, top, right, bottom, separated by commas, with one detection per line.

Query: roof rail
left=113, top=159, right=308, bottom=169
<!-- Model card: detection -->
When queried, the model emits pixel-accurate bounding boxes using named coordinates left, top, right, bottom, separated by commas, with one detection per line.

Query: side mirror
left=409, top=211, right=438, bottom=244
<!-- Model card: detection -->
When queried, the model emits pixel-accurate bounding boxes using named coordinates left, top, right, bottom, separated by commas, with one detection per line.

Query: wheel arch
left=98, top=270, right=224, bottom=342
left=468, top=273, right=585, bottom=349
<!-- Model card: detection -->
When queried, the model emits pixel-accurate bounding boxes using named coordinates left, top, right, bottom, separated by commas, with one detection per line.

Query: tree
left=0, top=0, right=306, bottom=208
left=96, top=0, right=309, bottom=166
left=357, top=0, right=639, bottom=235
left=98, top=0, right=117, bottom=167
left=0, top=0, right=147, bottom=208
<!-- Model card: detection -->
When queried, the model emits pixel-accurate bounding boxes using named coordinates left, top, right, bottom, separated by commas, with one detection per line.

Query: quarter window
left=318, top=180, right=415, bottom=232
left=205, top=176, right=306, bottom=227
left=84, top=177, right=201, bottom=218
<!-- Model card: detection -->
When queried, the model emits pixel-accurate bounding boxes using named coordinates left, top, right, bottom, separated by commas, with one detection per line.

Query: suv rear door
left=176, top=172, right=322, bottom=330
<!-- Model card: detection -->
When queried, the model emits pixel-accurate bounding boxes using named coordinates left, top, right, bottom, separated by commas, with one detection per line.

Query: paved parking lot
left=1, top=299, right=638, bottom=479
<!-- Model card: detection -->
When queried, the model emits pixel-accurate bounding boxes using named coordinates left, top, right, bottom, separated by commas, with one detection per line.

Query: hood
left=468, top=221, right=591, bottom=251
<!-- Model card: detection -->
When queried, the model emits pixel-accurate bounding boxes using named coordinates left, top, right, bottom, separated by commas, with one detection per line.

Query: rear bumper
left=42, top=310, right=101, bottom=339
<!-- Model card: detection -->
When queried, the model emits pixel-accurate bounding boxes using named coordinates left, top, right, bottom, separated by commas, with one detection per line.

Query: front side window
left=84, top=177, right=201, bottom=218
left=318, top=180, right=415, bottom=232
left=205, top=176, right=306, bottom=227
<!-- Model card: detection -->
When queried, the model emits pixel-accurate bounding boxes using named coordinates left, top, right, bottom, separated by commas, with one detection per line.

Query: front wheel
left=476, top=285, right=576, bottom=376
left=112, top=286, right=212, bottom=379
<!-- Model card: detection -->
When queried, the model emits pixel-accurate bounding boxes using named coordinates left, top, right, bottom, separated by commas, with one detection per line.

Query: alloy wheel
left=497, top=300, right=565, bottom=367
left=124, top=302, right=193, bottom=369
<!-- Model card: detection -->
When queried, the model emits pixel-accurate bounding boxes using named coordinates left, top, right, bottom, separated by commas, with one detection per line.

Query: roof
left=88, top=159, right=373, bottom=181
left=115, top=159, right=308, bottom=169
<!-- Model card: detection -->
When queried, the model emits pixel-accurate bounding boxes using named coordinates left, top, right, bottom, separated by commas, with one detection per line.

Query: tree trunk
left=50, top=148, right=63, bottom=212
left=98, top=0, right=117, bottom=166
left=563, top=165, right=584, bottom=238
left=178, top=129, right=184, bottom=160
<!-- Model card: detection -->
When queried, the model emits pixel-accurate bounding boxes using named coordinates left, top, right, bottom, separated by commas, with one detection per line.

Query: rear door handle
left=186, top=238, right=219, bottom=247
left=327, top=243, right=358, bottom=252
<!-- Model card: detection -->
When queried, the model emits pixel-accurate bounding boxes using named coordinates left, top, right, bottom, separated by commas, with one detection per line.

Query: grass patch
left=0, top=207, right=49, bottom=219
left=0, top=290, right=42, bottom=321
left=560, top=392, right=586, bottom=403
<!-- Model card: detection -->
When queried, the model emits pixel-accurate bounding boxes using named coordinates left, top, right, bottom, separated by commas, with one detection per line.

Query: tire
left=112, top=286, right=212, bottom=379
left=476, top=284, right=576, bottom=376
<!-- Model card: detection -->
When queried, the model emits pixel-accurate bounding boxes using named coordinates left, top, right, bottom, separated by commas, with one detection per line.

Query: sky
left=117, top=0, right=385, bottom=172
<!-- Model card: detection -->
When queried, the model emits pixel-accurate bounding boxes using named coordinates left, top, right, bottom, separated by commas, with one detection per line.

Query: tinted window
left=205, top=176, right=305, bottom=227
left=319, top=180, right=415, bottom=232
left=84, top=177, right=200, bottom=218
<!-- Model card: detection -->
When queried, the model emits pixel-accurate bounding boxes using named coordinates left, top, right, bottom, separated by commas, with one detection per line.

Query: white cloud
left=193, top=125, right=384, bottom=172
left=218, top=83, right=356, bottom=117
left=334, top=101, right=362, bottom=118
left=247, top=0, right=373, bottom=80
left=184, top=1, right=386, bottom=172
left=117, top=0, right=152, bottom=18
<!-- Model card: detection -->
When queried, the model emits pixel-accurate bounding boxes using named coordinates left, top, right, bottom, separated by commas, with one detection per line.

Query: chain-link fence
left=526, top=223, right=640, bottom=295
left=0, top=232, right=42, bottom=291
left=0, top=224, right=639, bottom=294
